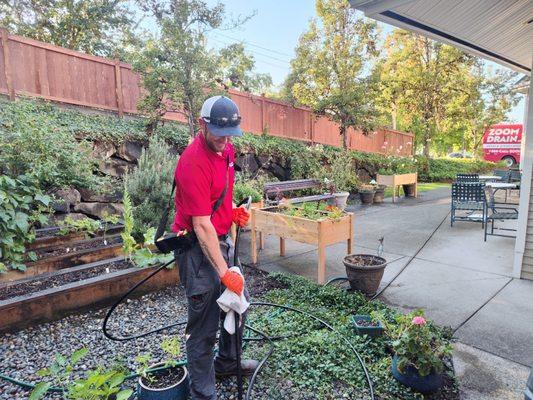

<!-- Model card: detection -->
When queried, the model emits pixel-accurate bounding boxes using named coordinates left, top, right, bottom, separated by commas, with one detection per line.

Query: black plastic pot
left=391, top=355, right=443, bottom=393
left=137, top=364, right=189, bottom=400
left=343, top=254, right=387, bottom=296
left=373, top=185, right=387, bottom=204
left=352, top=315, right=384, bottom=338
left=359, top=190, right=375, bottom=205
left=402, top=184, right=416, bottom=197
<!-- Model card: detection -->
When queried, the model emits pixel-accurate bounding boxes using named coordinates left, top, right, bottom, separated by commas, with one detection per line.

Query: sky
left=204, top=0, right=526, bottom=123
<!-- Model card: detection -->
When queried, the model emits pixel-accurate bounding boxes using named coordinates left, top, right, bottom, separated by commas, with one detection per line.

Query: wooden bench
left=263, top=179, right=335, bottom=205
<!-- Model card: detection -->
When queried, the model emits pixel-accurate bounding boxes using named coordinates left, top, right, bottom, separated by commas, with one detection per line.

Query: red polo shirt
left=172, top=132, right=234, bottom=236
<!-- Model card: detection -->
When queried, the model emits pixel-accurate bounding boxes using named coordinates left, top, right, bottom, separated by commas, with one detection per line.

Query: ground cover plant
left=244, top=273, right=459, bottom=399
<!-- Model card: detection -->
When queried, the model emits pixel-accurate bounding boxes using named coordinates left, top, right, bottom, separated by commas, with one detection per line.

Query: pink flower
left=412, top=316, right=426, bottom=325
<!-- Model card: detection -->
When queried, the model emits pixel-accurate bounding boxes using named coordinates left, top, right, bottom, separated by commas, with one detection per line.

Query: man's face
left=202, top=121, right=231, bottom=153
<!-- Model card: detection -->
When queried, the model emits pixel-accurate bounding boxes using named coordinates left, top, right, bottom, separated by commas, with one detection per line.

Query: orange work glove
left=221, top=269, right=244, bottom=296
left=232, top=207, right=250, bottom=228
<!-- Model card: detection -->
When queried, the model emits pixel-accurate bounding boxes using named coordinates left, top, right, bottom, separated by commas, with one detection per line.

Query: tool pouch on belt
left=154, top=157, right=229, bottom=254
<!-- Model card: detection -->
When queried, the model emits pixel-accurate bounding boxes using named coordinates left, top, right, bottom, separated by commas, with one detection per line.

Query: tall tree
left=283, top=0, right=379, bottom=149
left=376, top=30, right=475, bottom=156
left=0, top=0, right=134, bottom=57
left=217, top=43, right=272, bottom=94
left=132, top=0, right=250, bottom=136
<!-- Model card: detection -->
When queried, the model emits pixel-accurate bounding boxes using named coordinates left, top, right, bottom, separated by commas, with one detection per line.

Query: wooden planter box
left=377, top=173, right=418, bottom=203
left=250, top=206, right=353, bottom=284
left=0, top=257, right=179, bottom=333
left=0, top=237, right=123, bottom=283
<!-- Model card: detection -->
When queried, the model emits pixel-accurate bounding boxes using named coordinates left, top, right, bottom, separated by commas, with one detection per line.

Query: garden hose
left=1, top=196, right=377, bottom=400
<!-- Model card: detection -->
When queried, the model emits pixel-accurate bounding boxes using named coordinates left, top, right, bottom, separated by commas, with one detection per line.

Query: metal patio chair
left=451, top=182, right=485, bottom=227
left=456, top=173, right=479, bottom=183
left=483, top=185, right=518, bottom=241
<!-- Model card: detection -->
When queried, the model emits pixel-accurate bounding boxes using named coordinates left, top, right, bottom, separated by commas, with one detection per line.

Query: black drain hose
left=3, top=198, right=376, bottom=400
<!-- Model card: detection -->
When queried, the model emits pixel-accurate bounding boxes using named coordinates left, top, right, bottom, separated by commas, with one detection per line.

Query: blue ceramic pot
left=137, top=364, right=189, bottom=400
left=391, top=355, right=443, bottom=393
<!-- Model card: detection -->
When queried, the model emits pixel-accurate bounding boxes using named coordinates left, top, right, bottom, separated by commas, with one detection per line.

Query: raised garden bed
left=250, top=205, right=353, bottom=284
left=29, top=224, right=123, bottom=250
left=0, top=256, right=179, bottom=333
left=377, top=172, right=418, bottom=203
left=1, top=240, right=123, bottom=283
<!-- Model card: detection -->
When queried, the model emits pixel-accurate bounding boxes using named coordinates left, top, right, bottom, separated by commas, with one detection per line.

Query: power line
left=210, top=38, right=290, bottom=70
left=214, top=31, right=294, bottom=58
left=210, top=36, right=292, bottom=64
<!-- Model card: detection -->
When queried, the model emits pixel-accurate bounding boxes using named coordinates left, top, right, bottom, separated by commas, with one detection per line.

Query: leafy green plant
left=372, top=310, right=453, bottom=377
left=58, top=216, right=101, bottom=238
left=233, top=178, right=262, bottom=204
left=29, top=347, right=132, bottom=400
left=135, top=336, right=183, bottom=386
left=279, top=202, right=344, bottom=221
left=0, top=175, right=51, bottom=273
left=121, top=189, right=136, bottom=261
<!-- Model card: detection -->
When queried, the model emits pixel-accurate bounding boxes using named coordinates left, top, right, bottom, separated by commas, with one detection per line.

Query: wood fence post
left=260, top=94, right=266, bottom=132
left=114, top=59, right=124, bottom=117
left=1, top=28, right=15, bottom=100
left=309, top=112, right=315, bottom=143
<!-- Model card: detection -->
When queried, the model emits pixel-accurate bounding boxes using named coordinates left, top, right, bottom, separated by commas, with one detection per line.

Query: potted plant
left=352, top=314, right=384, bottom=337
left=376, top=310, right=453, bottom=393
left=323, top=178, right=350, bottom=211
left=369, top=180, right=387, bottom=204
left=358, top=184, right=376, bottom=205
left=343, top=253, right=387, bottom=295
left=137, top=337, right=189, bottom=400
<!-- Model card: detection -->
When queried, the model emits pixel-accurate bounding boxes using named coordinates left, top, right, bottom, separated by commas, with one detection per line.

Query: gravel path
left=0, top=266, right=304, bottom=400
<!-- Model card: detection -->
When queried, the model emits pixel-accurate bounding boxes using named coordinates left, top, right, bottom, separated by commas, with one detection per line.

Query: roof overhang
left=350, top=0, right=532, bottom=75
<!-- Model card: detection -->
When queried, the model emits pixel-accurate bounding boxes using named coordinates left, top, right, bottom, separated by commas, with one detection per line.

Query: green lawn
left=384, top=182, right=450, bottom=198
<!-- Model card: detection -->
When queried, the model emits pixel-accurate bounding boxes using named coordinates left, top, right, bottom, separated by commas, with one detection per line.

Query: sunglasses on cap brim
left=203, top=116, right=242, bottom=127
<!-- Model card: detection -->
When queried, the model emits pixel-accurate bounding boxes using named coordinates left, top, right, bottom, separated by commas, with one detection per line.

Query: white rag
left=217, top=266, right=250, bottom=334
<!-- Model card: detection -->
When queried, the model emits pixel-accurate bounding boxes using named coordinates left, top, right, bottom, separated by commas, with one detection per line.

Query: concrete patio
left=240, top=187, right=532, bottom=399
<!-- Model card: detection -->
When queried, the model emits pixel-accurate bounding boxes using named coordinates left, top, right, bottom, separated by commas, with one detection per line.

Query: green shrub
left=233, top=180, right=262, bottom=204
left=0, top=99, right=102, bottom=190
left=124, top=135, right=176, bottom=241
left=0, top=175, right=51, bottom=273
left=416, top=156, right=494, bottom=182
left=0, top=96, right=190, bottom=148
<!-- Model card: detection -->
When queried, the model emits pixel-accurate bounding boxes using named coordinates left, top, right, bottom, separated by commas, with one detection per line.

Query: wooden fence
left=0, top=29, right=414, bottom=156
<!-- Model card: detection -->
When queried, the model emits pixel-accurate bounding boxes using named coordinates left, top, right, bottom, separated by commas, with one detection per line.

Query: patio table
left=479, top=175, right=502, bottom=181
left=485, top=182, right=519, bottom=189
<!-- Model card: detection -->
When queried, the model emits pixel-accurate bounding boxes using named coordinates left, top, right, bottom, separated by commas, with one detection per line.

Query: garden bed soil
left=33, top=235, right=122, bottom=260
left=345, top=254, right=385, bottom=267
left=141, top=367, right=185, bottom=389
left=0, top=260, right=131, bottom=300
left=355, top=319, right=379, bottom=327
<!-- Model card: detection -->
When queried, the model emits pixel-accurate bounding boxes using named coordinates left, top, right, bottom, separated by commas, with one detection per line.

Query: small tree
left=0, top=0, right=135, bottom=57
left=217, top=43, right=273, bottom=94
left=133, top=0, right=249, bottom=136
left=124, top=135, right=176, bottom=241
left=284, top=0, right=379, bottom=149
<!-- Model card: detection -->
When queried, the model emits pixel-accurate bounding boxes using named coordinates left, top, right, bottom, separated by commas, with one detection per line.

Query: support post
left=1, top=28, right=15, bottom=100
left=114, top=59, right=124, bottom=117
left=251, top=209, right=257, bottom=264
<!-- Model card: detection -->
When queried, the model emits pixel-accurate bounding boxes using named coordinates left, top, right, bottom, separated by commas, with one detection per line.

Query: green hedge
left=415, top=156, right=495, bottom=182
left=0, top=96, right=189, bottom=148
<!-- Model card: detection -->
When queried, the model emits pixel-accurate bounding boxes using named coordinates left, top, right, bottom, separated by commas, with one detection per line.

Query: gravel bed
left=0, top=266, right=311, bottom=400
left=0, top=260, right=132, bottom=301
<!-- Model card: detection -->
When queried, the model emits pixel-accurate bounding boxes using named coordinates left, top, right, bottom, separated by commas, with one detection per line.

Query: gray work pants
left=175, top=236, right=248, bottom=400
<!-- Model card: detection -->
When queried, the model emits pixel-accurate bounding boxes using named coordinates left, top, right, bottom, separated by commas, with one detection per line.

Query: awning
left=350, top=0, right=532, bottom=75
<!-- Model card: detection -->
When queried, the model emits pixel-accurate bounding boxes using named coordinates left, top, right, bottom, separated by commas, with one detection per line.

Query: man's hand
left=221, top=269, right=244, bottom=296
left=232, top=207, right=250, bottom=228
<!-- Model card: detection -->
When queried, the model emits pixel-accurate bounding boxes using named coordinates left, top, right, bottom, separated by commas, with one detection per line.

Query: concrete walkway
left=240, top=187, right=532, bottom=399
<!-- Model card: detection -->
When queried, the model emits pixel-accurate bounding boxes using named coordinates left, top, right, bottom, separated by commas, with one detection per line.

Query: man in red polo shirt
left=173, top=95, right=257, bottom=400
